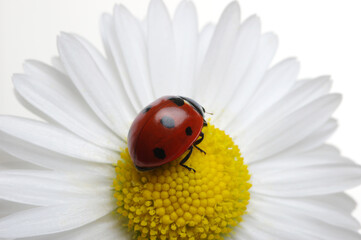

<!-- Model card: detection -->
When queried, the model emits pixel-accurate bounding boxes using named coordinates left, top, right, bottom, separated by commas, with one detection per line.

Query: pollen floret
left=113, top=124, right=251, bottom=240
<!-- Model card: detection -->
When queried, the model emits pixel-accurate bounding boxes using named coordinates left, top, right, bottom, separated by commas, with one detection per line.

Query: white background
left=1, top=0, right=361, bottom=223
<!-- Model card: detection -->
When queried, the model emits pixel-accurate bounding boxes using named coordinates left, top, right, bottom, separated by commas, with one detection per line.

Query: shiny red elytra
left=128, top=96, right=207, bottom=172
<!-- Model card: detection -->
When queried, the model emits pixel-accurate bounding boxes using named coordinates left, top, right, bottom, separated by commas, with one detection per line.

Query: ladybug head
left=180, top=96, right=205, bottom=118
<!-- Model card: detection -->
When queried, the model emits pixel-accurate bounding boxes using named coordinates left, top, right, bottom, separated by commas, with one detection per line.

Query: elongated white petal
left=217, top=32, right=278, bottom=129
left=0, top=133, right=113, bottom=176
left=73, top=34, right=137, bottom=124
left=57, top=33, right=130, bottom=140
left=24, top=214, right=129, bottom=240
left=293, top=75, right=332, bottom=97
left=0, top=170, right=112, bottom=187
left=0, top=199, right=114, bottom=238
left=147, top=0, right=177, bottom=97
left=114, top=5, right=154, bottom=106
left=0, top=199, right=33, bottom=218
left=243, top=94, right=341, bottom=162
left=211, top=15, right=261, bottom=114
left=99, top=14, right=118, bottom=74
left=50, top=57, right=66, bottom=74
left=196, top=1, right=240, bottom=105
left=232, top=58, right=299, bottom=132
left=14, top=62, right=125, bottom=151
left=236, top=214, right=316, bottom=240
left=309, top=144, right=341, bottom=156
left=23, top=59, right=71, bottom=86
left=195, top=23, right=215, bottom=81
left=100, top=13, right=142, bottom=112
left=173, top=0, right=198, bottom=96
left=14, top=89, right=57, bottom=125
left=279, top=118, right=338, bottom=156
left=309, top=193, right=357, bottom=213
left=232, top=218, right=274, bottom=240
left=0, top=159, right=39, bottom=171
left=259, top=196, right=360, bottom=230
left=0, top=170, right=111, bottom=206
left=237, top=76, right=332, bottom=142
left=0, top=149, right=42, bottom=171
left=242, top=198, right=318, bottom=239
left=251, top=197, right=361, bottom=240
left=249, top=144, right=351, bottom=176
left=252, top=163, right=361, bottom=197
left=0, top=116, right=118, bottom=163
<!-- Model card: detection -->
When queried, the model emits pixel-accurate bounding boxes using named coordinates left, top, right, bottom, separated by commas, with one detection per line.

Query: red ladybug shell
left=128, top=96, right=204, bottom=169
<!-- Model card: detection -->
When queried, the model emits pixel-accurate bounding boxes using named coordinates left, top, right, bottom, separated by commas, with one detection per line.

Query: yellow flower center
left=113, top=124, right=251, bottom=240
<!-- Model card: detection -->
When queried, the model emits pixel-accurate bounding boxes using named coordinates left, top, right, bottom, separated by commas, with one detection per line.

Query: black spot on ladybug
left=160, top=116, right=175, bottom=128
left=153, top=148, right=166, bottom=159
left=185, top=126, right=193, bottom=136
left=169, top=97, right=184, bottom=106
left=143, top=105, right=152, bottom=113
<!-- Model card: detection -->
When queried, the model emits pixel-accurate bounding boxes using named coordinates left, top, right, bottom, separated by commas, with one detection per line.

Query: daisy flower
left=1, top=0, right=361, bottom=239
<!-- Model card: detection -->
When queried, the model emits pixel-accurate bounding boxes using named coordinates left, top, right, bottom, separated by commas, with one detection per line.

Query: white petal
left=141, top=18, right=147, bottom=37
left=293, top=75, right=332, bottom=95
left=147, top=0, right=177, bottom=97
left=23, top=60, right=70, bottom=86
left=100, top=13, right=142, bottom=112
left=0, top=159, right=39, bottom=171
left=0, top=199, right=114, bottom=238
left=23, top=214, right=129, bottom=240
left=14, top=87, right=58, bottom=125
left=114, top=5, right=154, bottom=106
left=99, top=14, right=118, bottom=74
left=0, top=133, right=113, bottom=176
left=173, top=0, right=198, bottom=96
left=211, top=15, right=261, bottom=114
left=252, top=163, right=361, bottom=197
left=216, top=32, right=278, bottom=129
left=195, top=23, right=215, bottom=81
left=0, top=149, right=42, bottom=170
left=236, top=76, right=332, bottom=143
left=231, top=58, right=299, bottom=134
left=50, top=57, right=66, bottom=74
left=308, top=144, right=341, bottom=156
left=249, top=144, right=350, bottom=175
left=241, top=199, right=318, bottom=239
left=57, top=33, right=130, bottom=140
left=0, top=170, right=111, bottom=206
left=271, top=196, right=360, bottom=230
left=0, top=116, right=118, bottom=163
left=73, top=34, right=137, bottom=123
left=243, top=94, right=341, bottom=162
left=15, top=62, right=124, bottom=151
left=235, top=214, right=313, bottom=240
left=196, top=1, right=240, bottom=105
left=232, top=220, right=272, bottom=240
left=309, top=193, right=357, bottom=213
left=251, top=197, right=361, bottom=240
left=0, top=199, right=33, bottom=218
left=279, top=118, right=337, bottom=156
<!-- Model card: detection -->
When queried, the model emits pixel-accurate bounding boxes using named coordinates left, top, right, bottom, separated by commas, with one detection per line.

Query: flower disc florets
left=113, top=124, right=251, bottom=240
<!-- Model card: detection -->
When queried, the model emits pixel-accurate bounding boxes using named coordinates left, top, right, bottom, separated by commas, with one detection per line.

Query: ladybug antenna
left=201, top=106, right=213, bottom=115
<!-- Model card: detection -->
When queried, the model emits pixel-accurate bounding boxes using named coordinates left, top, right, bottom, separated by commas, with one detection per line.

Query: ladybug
left=128, top=96, right=207, bottom=172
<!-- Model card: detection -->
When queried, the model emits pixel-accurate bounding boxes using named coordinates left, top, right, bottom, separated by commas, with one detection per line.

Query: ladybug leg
left=194, top=145, right=206, bottom=155
left=193, top=132, right=206, bottom=155
left=180, top=146, right=196, bottom=172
